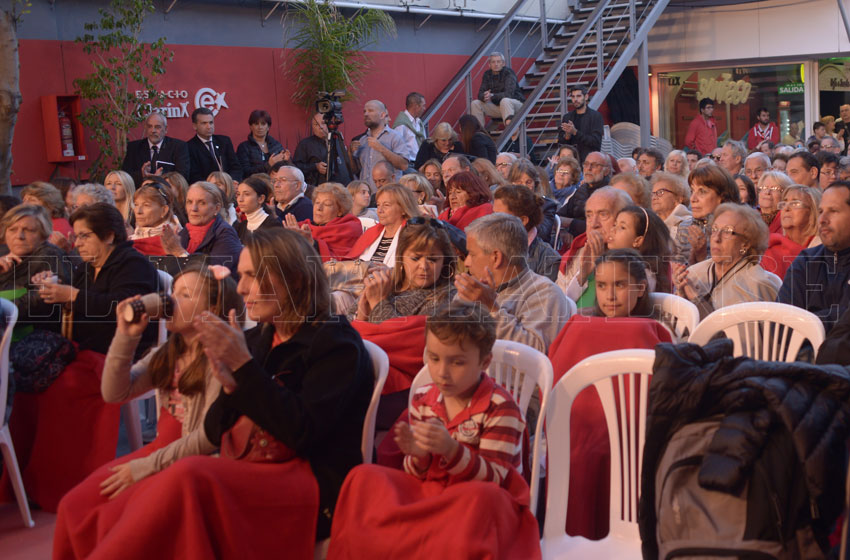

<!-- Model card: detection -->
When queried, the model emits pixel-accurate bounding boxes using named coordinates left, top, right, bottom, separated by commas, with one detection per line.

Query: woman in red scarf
left=438, top=171, right=492, bottom=230
left=283, top=182, right=363, bottom=261
left=129, top=178, right=182, bottom=256
left=762, top=184, right=822, bottom=279
left=157, top=182, right=243, bottom=276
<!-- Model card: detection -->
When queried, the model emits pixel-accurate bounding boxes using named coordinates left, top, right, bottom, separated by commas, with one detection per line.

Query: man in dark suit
left=186, top=107, right=243, bottom=183
left=121, top=112, right=191, bottom=187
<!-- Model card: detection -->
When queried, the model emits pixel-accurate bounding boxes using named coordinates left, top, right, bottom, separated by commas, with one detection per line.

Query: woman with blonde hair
left=347, top=180, right=378, bottom=223
left=399, top=173, right=438, bottom=217
left=206, top=171, right=237, bottom=224
left=761, top=185, right=822, bottom=279
left=418, top=158, right=445, bottom=196
left=162, top=171, right=189, bottom=225
left=104, top=170, right=136, bottom=225
left=413, top=122, right=464, bottom=169
left=344, top=184, right=422, bottom=267
left=472, top=157, right=509, bottom=190
left=664, top=149, right=690, bottom=180
left=130, top=179, right=183, bottom=256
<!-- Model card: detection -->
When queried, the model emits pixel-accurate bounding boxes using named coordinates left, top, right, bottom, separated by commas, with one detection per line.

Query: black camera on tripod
left=316, top=90, right=346, bottom=131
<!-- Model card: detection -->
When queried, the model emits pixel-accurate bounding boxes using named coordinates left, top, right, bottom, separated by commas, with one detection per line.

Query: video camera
left=316, top=90, right=345, bottom=131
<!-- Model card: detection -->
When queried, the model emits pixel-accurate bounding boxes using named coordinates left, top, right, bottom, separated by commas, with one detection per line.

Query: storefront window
left=818, top=58, right=850, bottom=146
left=656, top=63, right=806, bottom=152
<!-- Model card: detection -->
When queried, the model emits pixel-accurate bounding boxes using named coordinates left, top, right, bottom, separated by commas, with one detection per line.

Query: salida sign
left=134, top=86, right=229, bottom=118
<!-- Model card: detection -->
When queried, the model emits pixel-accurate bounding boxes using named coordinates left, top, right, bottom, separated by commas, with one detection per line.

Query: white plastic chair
left=0, top=298, right=34, bottom=528
left=125, top=270, right=173, bottom=452
left=688, top=301, right=826, bottom=362
left=360, top=340, right=389, bottom=464
left=408, top=339, right=553, bottom=513
left=541, top=349, right=655, bottom=559
left=649, top=292, right=699, bottom=343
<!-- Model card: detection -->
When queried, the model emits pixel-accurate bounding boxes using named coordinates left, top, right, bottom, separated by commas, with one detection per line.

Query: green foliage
left=282, top=0, right=396, bottom=110
left=73, top=0, right=172, bottom=181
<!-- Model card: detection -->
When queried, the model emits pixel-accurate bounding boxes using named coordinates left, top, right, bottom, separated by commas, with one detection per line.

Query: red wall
left=16, top=39, right=534, bottom=185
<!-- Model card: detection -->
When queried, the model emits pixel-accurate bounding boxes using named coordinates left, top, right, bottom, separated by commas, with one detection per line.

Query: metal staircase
left=500, top=0, right=670, bottom=160
left=421, top=0, right=670, bottom=162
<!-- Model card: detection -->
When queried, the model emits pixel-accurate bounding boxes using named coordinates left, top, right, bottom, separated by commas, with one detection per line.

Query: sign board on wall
left=779, top=83, right=804, bottom=95
left=135, top=87, right=230, bottom=118
left=819, top=62, right=850, bottom=92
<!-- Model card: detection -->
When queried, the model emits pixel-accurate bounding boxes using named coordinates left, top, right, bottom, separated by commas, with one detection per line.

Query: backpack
left=654, top=418, right=829, bottom=559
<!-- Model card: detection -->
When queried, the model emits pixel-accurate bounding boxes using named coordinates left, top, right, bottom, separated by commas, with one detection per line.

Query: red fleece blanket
left=438, top=202, right=493, bottom=231
left=302, top=214, right=364, bottom=262
left=352, top=315, right=427, bottom=394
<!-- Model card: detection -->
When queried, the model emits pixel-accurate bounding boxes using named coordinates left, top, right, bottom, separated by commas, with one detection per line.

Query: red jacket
left=747, top=122, right=780, bottom=150
left=684, top=115, right=717, bottom=155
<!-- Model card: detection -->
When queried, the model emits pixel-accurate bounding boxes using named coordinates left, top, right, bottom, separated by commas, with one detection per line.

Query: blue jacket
left=776, top=244, right=850, bottom=332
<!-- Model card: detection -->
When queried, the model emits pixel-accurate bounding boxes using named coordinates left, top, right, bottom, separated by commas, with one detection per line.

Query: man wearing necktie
left=186, top=107, right=243, bottom=183
left=121, top=112, right=190, bottom=188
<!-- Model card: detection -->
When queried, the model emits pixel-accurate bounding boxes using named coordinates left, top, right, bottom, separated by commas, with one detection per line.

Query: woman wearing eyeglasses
left=650, top=172, right=692, bottom=264
left=756, top=170, right=792, bottom=233
left=761, top=185, right=822, bottom=279
left=413, top=122, right=465, bottom=170
left=674, top=203, right=781, bottom=319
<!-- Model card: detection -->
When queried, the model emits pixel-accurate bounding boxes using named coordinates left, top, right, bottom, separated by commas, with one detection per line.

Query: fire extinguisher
left=58, top=111, right=75, bottom=157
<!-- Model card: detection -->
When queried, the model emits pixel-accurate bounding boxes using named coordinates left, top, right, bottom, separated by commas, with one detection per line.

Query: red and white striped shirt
left=404, top=374, right=525, bottom=487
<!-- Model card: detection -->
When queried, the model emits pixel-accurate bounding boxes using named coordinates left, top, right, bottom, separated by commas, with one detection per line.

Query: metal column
left=638, top=39, right=651, bottom=148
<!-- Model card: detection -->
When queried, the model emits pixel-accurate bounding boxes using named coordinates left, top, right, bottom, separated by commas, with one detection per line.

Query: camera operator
left=293, top=112, right=353, bottom=186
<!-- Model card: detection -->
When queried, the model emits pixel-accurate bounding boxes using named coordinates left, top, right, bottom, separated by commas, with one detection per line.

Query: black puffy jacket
left=639, top=339, right=850, bottom=559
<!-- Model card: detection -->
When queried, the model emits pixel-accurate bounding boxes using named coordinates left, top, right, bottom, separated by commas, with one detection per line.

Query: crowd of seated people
left=0, top=96, right=849, bottom=559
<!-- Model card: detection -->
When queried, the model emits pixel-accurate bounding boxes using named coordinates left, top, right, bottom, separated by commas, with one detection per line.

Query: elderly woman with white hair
left=756, top=170, right=793, bottom=233
left=413, top=122, right=465, bottom=169
left=650, top=171, right=692, bottom=263
left=674, top=203, right=782, bottom=319
left=664, top=149, right=690, bottom=180
left=68, top=182, right=114, bottom=212
left=157, top=181, right=243, bottom=275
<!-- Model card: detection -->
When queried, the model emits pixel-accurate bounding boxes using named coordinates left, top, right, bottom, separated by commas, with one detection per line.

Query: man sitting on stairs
left=470, top=52, right=525, bottom=132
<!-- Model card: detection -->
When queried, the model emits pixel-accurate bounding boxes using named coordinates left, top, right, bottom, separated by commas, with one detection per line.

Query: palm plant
left=282, top=0, right=396, bottom=110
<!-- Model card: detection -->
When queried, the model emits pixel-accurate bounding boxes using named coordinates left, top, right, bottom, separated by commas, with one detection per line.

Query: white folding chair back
left=688, top=301, right=825, bottom=362
left=125, top=270, right=174, bottom=452
left=0, top=298, right=33, bottom=527
left=408, top=339, right=553, bottom=513
left=361, top=340, right=389, bottom=464
left=541, top=349, right=655, bottom=559
left=649, top=292, right=699, bottom=343
left=552, top=214, right=562, bottom=248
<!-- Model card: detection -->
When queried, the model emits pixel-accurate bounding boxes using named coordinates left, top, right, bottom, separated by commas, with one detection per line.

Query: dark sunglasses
left=407, top=216, right=445, bottom=229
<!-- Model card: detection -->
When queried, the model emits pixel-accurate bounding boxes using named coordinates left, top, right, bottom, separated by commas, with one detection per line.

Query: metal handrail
left=420, top=0, right=533, bottom=127
left=496, top=0, right=669, bottom=152
left=495, top=0, right=613, bottom=149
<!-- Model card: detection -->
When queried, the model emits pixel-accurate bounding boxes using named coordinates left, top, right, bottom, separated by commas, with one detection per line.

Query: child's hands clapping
left=394, top=421, right=429, bottom=459
left=412, top=418, right=459, bottom=459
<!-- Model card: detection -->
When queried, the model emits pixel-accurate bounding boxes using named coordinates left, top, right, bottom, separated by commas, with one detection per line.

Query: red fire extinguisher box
left=40, top=95, right=87, bottom=163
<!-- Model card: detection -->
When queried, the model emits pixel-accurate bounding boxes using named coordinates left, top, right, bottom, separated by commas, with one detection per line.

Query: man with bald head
left=558, top=186, right=633, bottom=304
left=350, top=99, right=408, bottom=189
left=557, top=150, right=612, bottom=236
